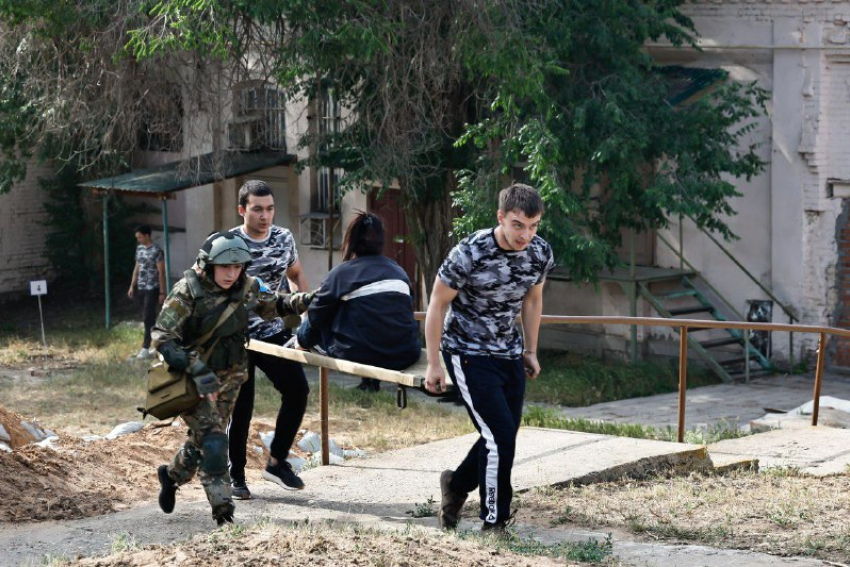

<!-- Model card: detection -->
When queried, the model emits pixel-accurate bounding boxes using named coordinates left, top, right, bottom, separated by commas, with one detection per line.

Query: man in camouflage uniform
left=151, top=231, right=312, bottom=525
left=424, top=184, right=555, bottom=534
left=227, top=179, right=311, bottom=499
left=128, top=224, right=166, bottom=359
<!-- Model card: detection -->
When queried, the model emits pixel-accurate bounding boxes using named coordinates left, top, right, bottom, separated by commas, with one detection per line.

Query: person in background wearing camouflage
left=151, top=232, right=313, bottom=526
left=424, top=184, right=554, bottom=535
left=227, top=180, right=310, bottom=500
left=127, top=224, right=166, bottom=359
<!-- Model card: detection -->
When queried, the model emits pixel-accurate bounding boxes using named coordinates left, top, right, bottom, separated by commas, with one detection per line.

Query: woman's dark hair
left=342, top=211, right=384, bottom=261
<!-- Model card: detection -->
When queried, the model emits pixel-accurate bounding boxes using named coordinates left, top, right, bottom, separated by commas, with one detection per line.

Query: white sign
left=29, top=280, right=47, bottom=296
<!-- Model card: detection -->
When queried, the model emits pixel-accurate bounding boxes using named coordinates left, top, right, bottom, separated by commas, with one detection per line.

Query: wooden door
left=369, top=189, right=419, bottom=304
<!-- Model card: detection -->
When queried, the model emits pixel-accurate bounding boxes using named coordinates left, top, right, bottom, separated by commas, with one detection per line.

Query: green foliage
left=406, top=496, right=437, bottom=518
left=453, top=1, right=768, bottom=280
left=5, top=1, right=768, bottom=285
left=528, top=350, right=718, bottom=406
left=522, top=406, right=748, bottom=444
left=41, top=166, right=155, bottom=290
left=0, top=0, right=156, bottom=194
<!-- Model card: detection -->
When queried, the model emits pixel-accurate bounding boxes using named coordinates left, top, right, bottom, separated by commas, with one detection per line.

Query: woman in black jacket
left=297, top=212, right=421, bottom=391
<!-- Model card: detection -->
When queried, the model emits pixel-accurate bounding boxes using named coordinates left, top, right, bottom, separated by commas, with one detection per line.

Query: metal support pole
left=328, top=172, right=335, bottom=272
left=678, top=213, right=684, bottom=271
left=630, top=230, right=638, bottom=363
left=161, top=197, right=172, bottom=291
left=812, top=332, right=826, bottom=426
left=102, top=192, right=111, bottom=330
left=320, top=366, right=330, bottom=464
left=677, top=326, right=688, bottom=443
left=744, top=329, right=750, bottom=383
left=37, top=295, right=47, bottom=349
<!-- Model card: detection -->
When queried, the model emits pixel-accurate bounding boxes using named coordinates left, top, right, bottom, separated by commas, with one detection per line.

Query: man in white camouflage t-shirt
left=227, top=180, right=310, bottom=499
left=425, top=184, right=554, bottom=534
left=127, top=224, right=165, bottom=359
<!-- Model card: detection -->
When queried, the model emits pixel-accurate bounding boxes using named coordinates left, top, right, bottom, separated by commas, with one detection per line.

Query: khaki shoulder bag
left=141, top=298, right=242, bottom=420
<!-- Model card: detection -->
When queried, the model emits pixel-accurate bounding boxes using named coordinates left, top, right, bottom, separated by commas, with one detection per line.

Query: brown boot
left=437, top=469, right=467, bottom=530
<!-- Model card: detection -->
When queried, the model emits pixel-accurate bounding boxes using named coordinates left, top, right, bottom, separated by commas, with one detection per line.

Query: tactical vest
left=181, top=269, right=250, bottom=371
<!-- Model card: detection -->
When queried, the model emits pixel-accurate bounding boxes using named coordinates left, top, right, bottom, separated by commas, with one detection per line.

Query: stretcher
left=247, top=340, right=453, bottom=465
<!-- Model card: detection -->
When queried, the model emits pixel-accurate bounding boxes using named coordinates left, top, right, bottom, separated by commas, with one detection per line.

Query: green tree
left=3, top=0, right=767, bottom=291
left=129, top=0, right=766, bottom=287
left=0, top=1, right=192, bottom=290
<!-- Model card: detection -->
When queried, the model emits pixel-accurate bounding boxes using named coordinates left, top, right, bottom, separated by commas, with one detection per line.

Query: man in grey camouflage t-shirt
left=127, top=224, right=165, bottom=359
left=425, top=184, right=554, bottom=533
left=227, top=180, right=310, bottom=499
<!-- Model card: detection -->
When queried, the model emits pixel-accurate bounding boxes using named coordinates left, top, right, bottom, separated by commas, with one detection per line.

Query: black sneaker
left=262, top=459, right=305, bottom=490
left=157, top=464, right=177, bottom=514
left=212, top=501, right=235, bottom=526
left=481, top=509, right=516, bottom=537
left=231, top=479, right=251, bottom=500
left=437, top=469, right=467, bottom=530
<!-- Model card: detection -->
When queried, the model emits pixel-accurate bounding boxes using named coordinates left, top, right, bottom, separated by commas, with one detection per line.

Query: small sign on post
left=29, top=280, right=47, bottom=348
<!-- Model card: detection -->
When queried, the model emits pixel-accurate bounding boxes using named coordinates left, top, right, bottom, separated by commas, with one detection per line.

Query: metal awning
left=78, top=150, right=296, bottom=196
left=77, top=150, right=297, bottom=328
left=660, top=66, right=727, bottom=106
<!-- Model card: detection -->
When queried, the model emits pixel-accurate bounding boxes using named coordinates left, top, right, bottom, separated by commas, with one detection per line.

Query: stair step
left=699, top=337, right=742, bottom=349
left=719, top=357, right=747, bottom=366
left=668, top=305, right=714, bottom=316
left=655, top=289, right=698, bottom=300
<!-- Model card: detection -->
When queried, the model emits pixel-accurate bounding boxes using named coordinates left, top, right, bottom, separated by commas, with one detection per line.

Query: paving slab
left=296, top=427, right=710, bottom=511
left=559, top=373, right=850, bottom=430
left=708, top=426, right=850, bottom=475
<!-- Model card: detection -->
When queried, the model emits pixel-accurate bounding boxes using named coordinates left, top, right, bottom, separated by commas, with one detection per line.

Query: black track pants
left=443, top=352, right=525, bottom=525
left=228, top=331, right=309, bottom=482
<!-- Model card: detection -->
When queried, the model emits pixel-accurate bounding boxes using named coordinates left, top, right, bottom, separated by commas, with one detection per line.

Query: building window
left=315, top=88, right=342, bottom=212
left=228, top=82, right=286, bottom=151
left=301, top=88, right=342, bottom=249
left=138, top=82, right=183, bottom=152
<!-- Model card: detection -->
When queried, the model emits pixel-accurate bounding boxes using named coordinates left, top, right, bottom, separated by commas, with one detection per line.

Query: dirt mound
left=0, top=405, right=48, bottom=449
left=0, top=418, right=272, bottom=523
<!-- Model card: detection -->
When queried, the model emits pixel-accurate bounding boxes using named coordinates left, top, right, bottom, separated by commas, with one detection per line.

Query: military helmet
left=197, top=231, right=252, bottom=269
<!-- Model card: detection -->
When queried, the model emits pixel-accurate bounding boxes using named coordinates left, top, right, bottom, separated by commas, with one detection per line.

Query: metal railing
left=256, top=314, right=847, bottom=465
left=415, top=312, right=850, bottom=442
left=534, top=315, right=849, bottom=442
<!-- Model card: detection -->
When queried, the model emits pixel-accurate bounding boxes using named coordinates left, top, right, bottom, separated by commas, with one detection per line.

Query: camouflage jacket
left=151, top=269, right=311, bottom=371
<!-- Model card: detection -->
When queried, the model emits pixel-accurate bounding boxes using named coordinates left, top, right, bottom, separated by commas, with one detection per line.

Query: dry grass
left=0, top=322, right=474, bottom=445
left=72, top=520, right=590, bottom=566
left=0, top=321, right=142, bottom=367
left=518, top=469, right=850, bottom=562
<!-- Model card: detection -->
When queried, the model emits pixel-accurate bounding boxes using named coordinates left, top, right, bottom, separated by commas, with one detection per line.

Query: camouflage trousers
left=167, top=367, right=247, bottom=514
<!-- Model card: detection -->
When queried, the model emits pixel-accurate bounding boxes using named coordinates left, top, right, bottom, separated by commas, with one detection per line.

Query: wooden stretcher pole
left=320, top=366, right=330, bottom=465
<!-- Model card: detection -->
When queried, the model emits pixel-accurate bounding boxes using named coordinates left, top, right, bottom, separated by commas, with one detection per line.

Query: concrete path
left=558, top=373, right=850, bottom=430
left=294, top=428, right=710, bottom=511
left=0, top=427, right=826, bottom=567
left=709, top=426, right=850, bottom=475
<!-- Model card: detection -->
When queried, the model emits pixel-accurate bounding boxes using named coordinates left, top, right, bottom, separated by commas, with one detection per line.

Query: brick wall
left=0, top=162, right=56, bottom=298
